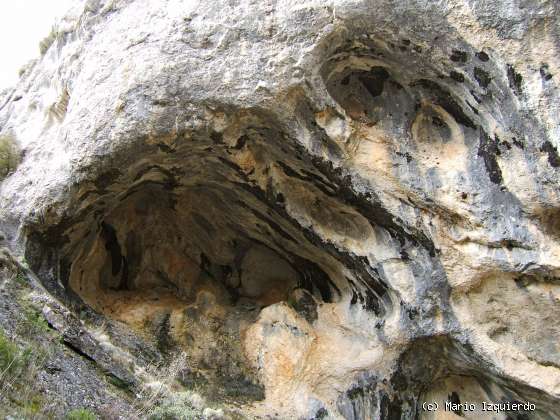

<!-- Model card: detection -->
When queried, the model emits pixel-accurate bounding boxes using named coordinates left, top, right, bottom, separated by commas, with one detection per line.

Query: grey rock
left=0, top=0, right=559, bottom=418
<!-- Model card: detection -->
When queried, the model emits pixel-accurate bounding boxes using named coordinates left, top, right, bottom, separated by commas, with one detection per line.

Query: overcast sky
left=0, top=1, right=74, bottom=90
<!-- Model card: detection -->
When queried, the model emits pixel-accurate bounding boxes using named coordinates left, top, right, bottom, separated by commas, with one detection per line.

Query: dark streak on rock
left=412, top=79, right=477, bottom=130
left=396, top=151, right=413, bottom=163
left=449, top=71, right=465, bottom=83
left=59, top=256, right=72, bottom=289
left=125, top=231, right=142, bottom=286
left=290, top=289, right=318, bottom=324
left=157, top=143, right=175, bottom=153
left=192, top=212, right=216, bottom=235
left=276, top=160, right=336, bottom=197
left=233, top=135, right=248, bottom=150
left=62, top=339, right=97, bottom=363
left=235, top=199, right=297, bottom=244
left=478, top=130, right=503, bottom=184
left=216, top=156, right=248, bottom=180
left=540, top=141, right=560, bottom=167
left=474, top=67, right=492, bottom=88
left=210, top=130, right=223, bottom=144
left=357, top=67, right=390, bottom=98
left=101, top=221, right=129, bottom=290
left=476, top=51, right=489, bottom=62
left=512, top=137, right=524, bottom=150
left=155, top=312, right=172, bottom=353
left=305, top=150, right=436, bottom=257
left=94, top=169, right=121, bottom=192
left=470, top=90, right=482, bottom=104
left=467, top=103, right=479, bottom=115
left=507, top=64, right=523, bottom=96
left=448, top=392, right=462, bottom=415
left=101, top=222, right=122, bottom=276
left=540, top=64, right=553, bottom=81
left=337, top=380, right=378, bottom=420
left=312, top=407, right=328, bottom=419
left=380, top=393, right=403, bottom=420
left=292, top=256, right=336, bottom=303
left=450, top=49, right=468, bottom=63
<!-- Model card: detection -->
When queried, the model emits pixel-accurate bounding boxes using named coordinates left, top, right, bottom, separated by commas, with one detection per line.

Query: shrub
left=148, top=405, right=198, bottom=420
left=66, top=408, right=98, bottom=420
left=148, top=392, right=199, bottom=420
left=17, top=306, right=51, bottom=337
left=0, top=134, right=21, bottom=181
left=13, top=272, right=27, bottom=288
left=0, top=328, right=51, bottom=417
left=0, top=329, right=27, bottom=375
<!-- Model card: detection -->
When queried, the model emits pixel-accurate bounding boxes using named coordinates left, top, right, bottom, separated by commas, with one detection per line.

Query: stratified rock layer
left=1, top=0, right=559, bottom=418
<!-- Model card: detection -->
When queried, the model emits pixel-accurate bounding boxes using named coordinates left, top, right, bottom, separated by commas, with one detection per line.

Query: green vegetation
left=14, top=271, right=28, bottom=287
left=0, top=267, right=57, bottom=418
left=0, top=134, right=21, bottom=181
left=66, top=408, right=98, bottom=420
left=18, top=306, right=51, bottom=337
left=0, top=329, right=31, bottom=376
left=148, top=392, right=199, bottom=420
left=0, top=328, right=47, bottom=418
left=0, top=252, right=109, bottom=418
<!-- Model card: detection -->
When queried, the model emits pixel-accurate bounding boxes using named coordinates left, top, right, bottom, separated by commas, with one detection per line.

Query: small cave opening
left=390, top=336, right=560, bottom=419
left=319, top=36, right=523, bottom=205
left=325, top=63, right=410, bottom=126
left=321, top=43, right=479, bottom=139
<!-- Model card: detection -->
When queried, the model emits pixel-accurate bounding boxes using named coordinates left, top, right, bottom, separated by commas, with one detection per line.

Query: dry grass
left=134, top=352, right=190, bottom=418
left=0, top=134, right=21, bottom=181
left=132, top=352, right=227, bottom=419
left=39, top=26, right=59, bottom=55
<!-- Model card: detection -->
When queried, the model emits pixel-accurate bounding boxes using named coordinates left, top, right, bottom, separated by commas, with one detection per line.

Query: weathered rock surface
left=1, top=0, right=560, bottom=418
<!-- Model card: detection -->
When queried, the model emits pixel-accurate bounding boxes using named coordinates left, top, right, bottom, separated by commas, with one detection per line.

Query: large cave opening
left=67, top=178, right=310, bottom=399
left=23, top=116, right=404, bottom=403
left=71, top=183, right=302, bottom=321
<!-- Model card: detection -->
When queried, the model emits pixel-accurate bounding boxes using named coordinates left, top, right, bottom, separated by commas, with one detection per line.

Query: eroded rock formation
left=0, top=0, right=559, bottom=418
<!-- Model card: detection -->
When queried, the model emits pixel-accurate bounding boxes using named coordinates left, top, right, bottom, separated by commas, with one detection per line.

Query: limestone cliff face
left=1, top=0, right=560, bottom=418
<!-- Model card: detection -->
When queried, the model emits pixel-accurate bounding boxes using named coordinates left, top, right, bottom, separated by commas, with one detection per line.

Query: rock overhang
left=0, top=0, right=559, bottom=418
